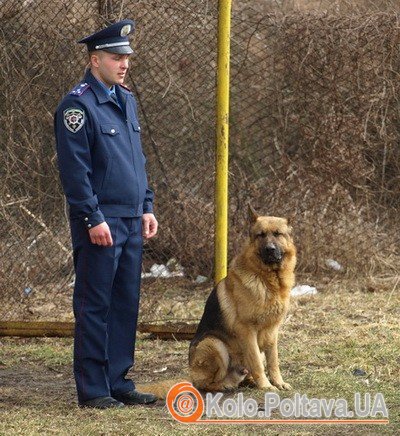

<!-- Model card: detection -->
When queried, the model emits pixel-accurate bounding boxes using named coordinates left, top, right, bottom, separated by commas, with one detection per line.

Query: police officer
left=54, top=19, right=158, bottom=409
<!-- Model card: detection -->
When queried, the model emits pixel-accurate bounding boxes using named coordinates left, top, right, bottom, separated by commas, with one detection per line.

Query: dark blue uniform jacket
left=54, top=70, right=154, bottom=229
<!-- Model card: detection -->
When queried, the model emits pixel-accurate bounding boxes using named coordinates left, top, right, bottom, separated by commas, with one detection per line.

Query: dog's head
left=248, top=205, right=296, bottom=267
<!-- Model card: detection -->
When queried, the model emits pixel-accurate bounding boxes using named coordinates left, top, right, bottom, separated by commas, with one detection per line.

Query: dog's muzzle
left=260, top=243, right=283, bottom=264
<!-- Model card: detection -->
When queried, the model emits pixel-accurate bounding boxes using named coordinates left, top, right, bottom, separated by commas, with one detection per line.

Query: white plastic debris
left=195, top=275, right=208, bottom=284
left=325, top=259, right=343, bottom=271
left=291, top=285, right=317, bottom=297
left=141, top=263, right=184, bottom=279
left=151, top=264, right=170, bottom=277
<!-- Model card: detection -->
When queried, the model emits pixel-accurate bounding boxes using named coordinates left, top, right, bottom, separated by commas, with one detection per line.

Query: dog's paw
left=266, top=385, right=279, bottom=392
left=272, top=381, right=292, bottom=391
left=258, top=383, right=279, bottom=392
left=222, top=386, right=236, bottom=392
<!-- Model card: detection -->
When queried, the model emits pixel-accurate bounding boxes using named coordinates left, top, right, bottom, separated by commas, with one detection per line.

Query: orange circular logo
left=166, top=382, right=204, bottom=423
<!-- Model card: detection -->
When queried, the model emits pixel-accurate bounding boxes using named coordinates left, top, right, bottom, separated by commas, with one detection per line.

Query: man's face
left=91, top=51, right=130, bottom=87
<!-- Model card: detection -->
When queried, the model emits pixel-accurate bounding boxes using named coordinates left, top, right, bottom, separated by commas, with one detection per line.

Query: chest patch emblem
left=63, top=108, right=85, bottom=133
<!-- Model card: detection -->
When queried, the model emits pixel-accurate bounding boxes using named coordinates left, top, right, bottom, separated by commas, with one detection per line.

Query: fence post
left=215, top=0, right=232, bottom=285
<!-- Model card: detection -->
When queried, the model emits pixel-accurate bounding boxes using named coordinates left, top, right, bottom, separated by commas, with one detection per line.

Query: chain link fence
left=0, top=1, right=399, bottom=323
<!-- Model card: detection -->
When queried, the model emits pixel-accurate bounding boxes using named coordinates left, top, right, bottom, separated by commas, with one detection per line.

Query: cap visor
left=102, top=46, right=133, bottom=55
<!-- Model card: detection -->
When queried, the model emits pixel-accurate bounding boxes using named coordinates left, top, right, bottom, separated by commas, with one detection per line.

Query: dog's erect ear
left=286, top=213, right=295, bottom=233
left=286, top=213, right=296, bottom=226
left=248, top=204, right=259, bottom=224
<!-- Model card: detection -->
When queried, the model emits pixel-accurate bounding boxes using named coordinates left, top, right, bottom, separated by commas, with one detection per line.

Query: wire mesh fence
left=0, top=1, right=399, bottom=323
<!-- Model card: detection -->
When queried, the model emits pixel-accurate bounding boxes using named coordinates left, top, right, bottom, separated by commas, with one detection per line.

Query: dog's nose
left=260, top=243, right=282, bottom=264
left=265, top=243, right=277, bottom=252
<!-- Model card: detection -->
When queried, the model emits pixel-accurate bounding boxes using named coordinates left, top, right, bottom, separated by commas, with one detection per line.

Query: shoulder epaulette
left=120, top=83, right=131, bottom=92
left=70, top=82, right=91, bottom=97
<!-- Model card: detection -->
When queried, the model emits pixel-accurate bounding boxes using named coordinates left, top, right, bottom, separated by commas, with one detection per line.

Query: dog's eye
left=273, top=231, right=282, bottom=237
left=256, top=232, right=265, bottom=238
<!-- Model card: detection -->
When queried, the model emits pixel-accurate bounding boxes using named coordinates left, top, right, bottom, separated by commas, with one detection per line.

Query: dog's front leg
left=238, top=329, right=277, bottom=391
left=265, top=334, right=292, bottom=391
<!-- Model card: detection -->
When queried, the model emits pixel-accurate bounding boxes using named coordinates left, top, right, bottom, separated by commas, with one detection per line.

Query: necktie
left=111, top=90, right=124, bottom=114
left=110, top=92, right=119, bottom=106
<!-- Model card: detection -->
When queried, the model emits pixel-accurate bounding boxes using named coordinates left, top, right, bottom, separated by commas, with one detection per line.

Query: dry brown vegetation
left=0, top=1, right=399, bottom=322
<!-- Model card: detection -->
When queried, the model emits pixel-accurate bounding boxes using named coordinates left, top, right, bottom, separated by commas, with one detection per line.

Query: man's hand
left=142, top=213, right=158, bottom=239
left=88, top=222, right=113, bottom=246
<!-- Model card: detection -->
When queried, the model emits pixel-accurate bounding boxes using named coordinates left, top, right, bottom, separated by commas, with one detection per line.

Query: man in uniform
left=54, top=19, right=158, bottom=409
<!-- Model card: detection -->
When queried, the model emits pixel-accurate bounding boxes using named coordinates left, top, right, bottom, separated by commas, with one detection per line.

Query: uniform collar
left=99, top=80, right=114, bottom=96
left=84, top=69, right=130, bottom=104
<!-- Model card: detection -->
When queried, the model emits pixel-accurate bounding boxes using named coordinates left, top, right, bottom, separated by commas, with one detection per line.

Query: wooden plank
left=139, top=322, right=197, bottom=340
left=0, top=321, right=74, bottom=337
left=0, top=321, right=198, bottom=340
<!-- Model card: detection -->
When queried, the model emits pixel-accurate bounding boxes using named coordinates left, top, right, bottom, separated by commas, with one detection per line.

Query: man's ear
left=90, top=52, right=100, bottom=68
left=248, top=203, right=259, bottom=224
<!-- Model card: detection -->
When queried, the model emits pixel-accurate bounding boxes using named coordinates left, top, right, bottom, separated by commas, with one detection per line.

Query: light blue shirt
left=95, top=78, right=120, bottom=108
left=96, top=78, right=113, bottom=96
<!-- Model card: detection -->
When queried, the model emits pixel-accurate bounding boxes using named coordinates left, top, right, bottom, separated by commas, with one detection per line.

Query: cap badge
left=120, top=24, right=131, bottom=36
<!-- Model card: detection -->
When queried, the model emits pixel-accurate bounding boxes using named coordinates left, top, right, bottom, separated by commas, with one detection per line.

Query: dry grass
left=0, top=277, right=399, bottom=435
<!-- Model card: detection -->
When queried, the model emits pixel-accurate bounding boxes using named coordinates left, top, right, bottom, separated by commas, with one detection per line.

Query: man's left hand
left=142, top=213, right=158, bottom=239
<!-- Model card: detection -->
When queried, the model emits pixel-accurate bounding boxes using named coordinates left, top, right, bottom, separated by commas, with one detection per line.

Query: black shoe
left=113, top=390, right=158, bottom=405
left=79, top=396, right=125, bottom=409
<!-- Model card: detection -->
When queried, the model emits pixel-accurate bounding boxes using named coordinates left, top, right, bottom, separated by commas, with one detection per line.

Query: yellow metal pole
left=215, top=0, right=232, bottom=284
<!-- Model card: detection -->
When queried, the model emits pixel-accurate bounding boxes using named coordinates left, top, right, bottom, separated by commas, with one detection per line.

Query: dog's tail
left=136, top=379, right=189, bottom=400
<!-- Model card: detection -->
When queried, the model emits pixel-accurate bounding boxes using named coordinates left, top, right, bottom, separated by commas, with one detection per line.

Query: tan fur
left=189, top=212, right=296, bottom=392
left=136, top=379, right=188, bottom=400
left=140, top=212, right=296, bottom=398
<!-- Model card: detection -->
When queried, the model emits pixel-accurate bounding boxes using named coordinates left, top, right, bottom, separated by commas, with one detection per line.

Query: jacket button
left=87, top=224, right=92, bottom=228
left=84, top=217, right=89, bottom=221
left=110, top=128, right=116, bottom=134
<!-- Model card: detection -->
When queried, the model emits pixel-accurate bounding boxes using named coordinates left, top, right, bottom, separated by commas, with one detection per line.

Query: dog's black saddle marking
left=190, top=287, right=229, bottom=348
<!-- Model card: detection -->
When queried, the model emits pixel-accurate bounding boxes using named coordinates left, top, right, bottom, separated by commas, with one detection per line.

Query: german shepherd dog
left=188, top=206, right=296, bottom=391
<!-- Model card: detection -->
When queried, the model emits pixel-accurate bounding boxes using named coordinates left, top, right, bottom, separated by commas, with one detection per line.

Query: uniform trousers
left=70, top=216, right=142, bottom=403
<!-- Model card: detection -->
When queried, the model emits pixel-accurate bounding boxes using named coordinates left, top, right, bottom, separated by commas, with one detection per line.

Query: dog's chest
left=251, top=296, right=287, bottom=326
left=244, top=278, right=288, bottom=326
